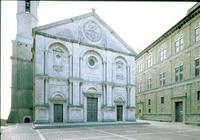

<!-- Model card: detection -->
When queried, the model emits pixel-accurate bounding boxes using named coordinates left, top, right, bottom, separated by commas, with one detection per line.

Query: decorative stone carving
left=83, top=21, right=102, bottom=42
left=116, top=61, right=124, bottom=80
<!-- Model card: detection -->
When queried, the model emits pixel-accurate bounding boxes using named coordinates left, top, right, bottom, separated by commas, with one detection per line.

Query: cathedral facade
left=8, top=1, right=136, bottom=123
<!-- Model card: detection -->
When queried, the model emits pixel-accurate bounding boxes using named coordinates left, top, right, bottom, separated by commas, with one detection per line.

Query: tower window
left=161, top=97, right=164, bottom=104
left=25, top=0, right=31, bottom=13
left=197, top=91, right=200, bottom=100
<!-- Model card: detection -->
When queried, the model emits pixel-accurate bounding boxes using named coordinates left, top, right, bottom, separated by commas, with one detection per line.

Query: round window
left=88, top=56, right=97, bottom=68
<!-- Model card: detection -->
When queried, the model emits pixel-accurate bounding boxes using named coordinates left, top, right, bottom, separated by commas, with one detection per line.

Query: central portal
left=87, top=97, right=98, bottom=122
left=54, top=104, right=63, bottom=123
left=117, top=105, right=123, bottom=121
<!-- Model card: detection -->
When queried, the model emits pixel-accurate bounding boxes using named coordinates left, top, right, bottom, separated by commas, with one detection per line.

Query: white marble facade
left=33, top=10, right=136, bottom=123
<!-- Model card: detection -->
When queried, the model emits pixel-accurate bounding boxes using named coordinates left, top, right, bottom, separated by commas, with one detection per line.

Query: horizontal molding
left=35, top=74, right=135, bottom=88
left=136, top=78, right=200, bottom=96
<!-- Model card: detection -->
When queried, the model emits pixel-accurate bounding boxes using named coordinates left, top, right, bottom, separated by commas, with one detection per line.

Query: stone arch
left=87, top=87, right=98, bottom=93
left=46, top=41, right=72, bottom=55
left=50, top=92, right=66, bottom=101
left=48, top=42, right=70, bottom=54
left=81, top=49, right=104, bottom=62
left=23, top=116, right=31, bottom=123
left=114, top=96, right=125, bottom=105
left=114, top=56, right=128, bottom=65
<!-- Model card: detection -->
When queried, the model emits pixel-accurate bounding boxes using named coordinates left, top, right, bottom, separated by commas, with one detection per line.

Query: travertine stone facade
left=8, top=1, right=136, bottom=123
left=136, top=3, right=200, bottom=124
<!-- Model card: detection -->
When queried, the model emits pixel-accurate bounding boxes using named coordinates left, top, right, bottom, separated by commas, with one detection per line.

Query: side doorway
left=117, top=105, right=123, bottom=121
left=175, top=102, right=183, bottom=122
left=54, top=104, right=63, bottom=123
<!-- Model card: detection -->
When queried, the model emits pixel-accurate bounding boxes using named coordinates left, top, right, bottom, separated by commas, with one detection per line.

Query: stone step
left=32, top=121, right=150, bottom=129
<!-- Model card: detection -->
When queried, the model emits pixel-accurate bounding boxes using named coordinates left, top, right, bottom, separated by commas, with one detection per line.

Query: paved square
left=1, top=121, right=200, bottom=140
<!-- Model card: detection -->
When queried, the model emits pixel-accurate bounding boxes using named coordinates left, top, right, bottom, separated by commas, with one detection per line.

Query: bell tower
left=16, top=0, right=39, bottom=42
left=7, top=0, right=39, bottom=123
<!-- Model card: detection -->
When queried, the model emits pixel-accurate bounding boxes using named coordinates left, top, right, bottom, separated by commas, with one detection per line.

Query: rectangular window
left=25, top=0, right=31, bottom=13
left=197, top=91, right=200, bottom=100
left=160, top=72, right=166, bottom=86
left=147, top=78, right=152, bottom=90
left=175, top=36, right=184, bottom=53
left=175, top=65, right=183, bottom=82
left=195, top=58, right=200, bottom=77
left=138, top=63, right=143, bottom=72
left=148, top=109, right=151, bottom=113
left=138, top=81, right=142, bottom=92
left=147, top=57, right=153, bottom=68
left=148, top=99, right=151, bottom=105
left=195, top=25, right=200, bottom=42
left=161, top=97, right=164, bottom=104
left=160, top=49, right=167, bottom=62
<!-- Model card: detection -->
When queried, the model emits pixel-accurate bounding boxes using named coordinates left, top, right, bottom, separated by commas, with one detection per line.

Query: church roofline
left=32, top=10, right=137, bottom=56
left=135, top=2, right=199, bottom=60
left=33, top=30, right=136, bottom=57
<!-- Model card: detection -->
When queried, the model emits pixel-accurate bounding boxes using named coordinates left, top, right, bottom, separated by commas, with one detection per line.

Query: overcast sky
left=1, top=1, right=196, bottom=119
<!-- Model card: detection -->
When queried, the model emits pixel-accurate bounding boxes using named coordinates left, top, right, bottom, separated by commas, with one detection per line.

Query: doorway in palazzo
left=87, top=97, right=98, bottom=122
left=117, top=105, right=123, bottom=121
left=175, top=102, right=183, bottom=122
left=54, top=104, right=63, bottom=123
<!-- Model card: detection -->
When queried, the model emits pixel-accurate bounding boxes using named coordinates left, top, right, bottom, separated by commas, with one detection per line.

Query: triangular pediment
left=33, top=12, right=136, bottom=55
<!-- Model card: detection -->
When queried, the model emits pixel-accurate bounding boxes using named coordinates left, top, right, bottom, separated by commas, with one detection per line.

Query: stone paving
left=1, top=120, right=200, bottom=140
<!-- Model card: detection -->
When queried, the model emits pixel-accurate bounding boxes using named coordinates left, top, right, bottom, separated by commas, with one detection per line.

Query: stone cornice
left=34, top=31, right=135, bottom=57
left=34, top=74, right=135, bottom=88
left=136, top=77, right=200, bottom=96
left=136, top=4, right=200, bottom=60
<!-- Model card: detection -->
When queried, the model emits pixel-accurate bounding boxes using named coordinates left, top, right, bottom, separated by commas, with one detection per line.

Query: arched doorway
left=23, top=116, right=31, bottom=123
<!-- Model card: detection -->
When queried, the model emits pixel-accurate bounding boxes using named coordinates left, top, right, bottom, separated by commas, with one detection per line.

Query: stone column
left=129, top=88, right=135, bottom=107
left=103, top=61, right=105, bottom=81
left=80, top=82, right=83, bottom=105
left=126, top=87, right=129, bottom=106
left=72, top=81, right=80, bottom=106
left=69, top=82, right=72, bottom=104
left=107, top=85, right=112, bottom=106
left=68, top=55, right=72, bottom=77
left=79, top=57, right=83, bottom=79
left=128, top=66, right=130, bottom=84
left=126, top=66, right=129, bottom=84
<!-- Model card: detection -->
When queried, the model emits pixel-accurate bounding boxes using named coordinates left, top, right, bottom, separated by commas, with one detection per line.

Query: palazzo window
left=25, top=0, right=31, bottom=13
left=175, top=36, right=184, bottom=53
left=148, top=99, right=151, bottom=105
left=160, top=72, right=166, bottom=86
left=147, top=57, right=153, bottom=68
left=138, top=63, right=143, bottom=72
left=147, top=78, right=152, bottom=90
left=175, top=65, right=183, bottom=82
left=138, top=81, right=142, bottom=93
left=195, top=23, right=200, bottom=42
left=116, top=61, right=124, bottom=80
left=195, top=58, right=200, bottom=77
left=160, top=49, right=167, bottom=62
